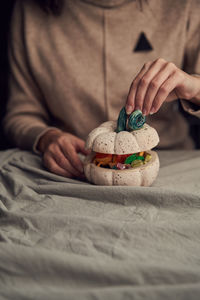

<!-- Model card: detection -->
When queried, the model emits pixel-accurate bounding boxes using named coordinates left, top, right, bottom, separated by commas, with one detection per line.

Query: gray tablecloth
left=0, top=149, right=200, bottom=300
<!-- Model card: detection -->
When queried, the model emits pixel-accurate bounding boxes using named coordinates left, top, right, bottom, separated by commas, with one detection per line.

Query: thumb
left=81, top=148, right=91, bottom=156
left=74, top=137, right=91, bottom=155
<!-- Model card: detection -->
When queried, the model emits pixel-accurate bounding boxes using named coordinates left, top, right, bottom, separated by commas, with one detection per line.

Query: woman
left=4, top=0, right=200, bottom=178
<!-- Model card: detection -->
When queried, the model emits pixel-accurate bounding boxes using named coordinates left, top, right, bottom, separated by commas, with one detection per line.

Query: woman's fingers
left=44, top=138, right=84, bottom=178
left=73, top=136, right=91, bottom=156
left=60, top=138, right=84, bottom=174
left=126, top=61, right=152, bottom=114
left=43, top=155, right=73, bottom=178
left=39, top=130, right=88, bottom=179
left=56, top=146, right=83, bottom=177
left=134, top=58, right=167, bottom=114
left=64, top=145, right=84, bottom=174
left=151, top=72, right=180, bottom=113
left=125, top=58, right=184, bottom=116
left=143, top=62, right=177, bottom=115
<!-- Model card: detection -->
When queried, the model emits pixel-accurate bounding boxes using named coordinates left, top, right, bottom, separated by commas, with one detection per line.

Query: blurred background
left=0, top=0, right=15, bottom=150
left=0, top=0, right=199, bottom=150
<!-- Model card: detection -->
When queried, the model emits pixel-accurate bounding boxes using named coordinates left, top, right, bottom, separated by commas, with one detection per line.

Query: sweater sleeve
left=180, top=0, right=200, bottom=118
left=3, top=1, right=56, bottom=153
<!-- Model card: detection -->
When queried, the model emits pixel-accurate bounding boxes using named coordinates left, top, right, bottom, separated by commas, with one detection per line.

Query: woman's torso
left=21, top=0, right=196, bottom=148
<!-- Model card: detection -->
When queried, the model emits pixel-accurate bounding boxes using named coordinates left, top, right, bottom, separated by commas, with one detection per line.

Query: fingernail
left=150, top=107, right=155, bottom=115
left=126, top=105, right=133, bottom=115
left=142, top=108, right=147, bottom=116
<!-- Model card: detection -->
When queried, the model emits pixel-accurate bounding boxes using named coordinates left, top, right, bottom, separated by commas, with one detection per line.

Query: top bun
left=85, top=120, right=159, bottom=155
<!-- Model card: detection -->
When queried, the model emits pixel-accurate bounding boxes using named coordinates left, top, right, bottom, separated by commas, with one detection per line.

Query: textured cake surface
left=85, top=121, right=159, bottom=154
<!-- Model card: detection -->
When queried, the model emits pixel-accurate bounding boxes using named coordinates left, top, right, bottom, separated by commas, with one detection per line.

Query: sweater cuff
left=180, top=99, right=200, bottom=118
left=33, top=126, right=59, bottom=155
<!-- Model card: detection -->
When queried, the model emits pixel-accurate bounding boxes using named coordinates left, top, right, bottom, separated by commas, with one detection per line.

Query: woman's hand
left=37, top=129, right=89, bottom=178
left=126, top=58, right=200, bottom=116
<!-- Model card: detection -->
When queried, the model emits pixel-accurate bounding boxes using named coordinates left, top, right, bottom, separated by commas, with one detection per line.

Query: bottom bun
left=84, top=150, right=159, bottom=186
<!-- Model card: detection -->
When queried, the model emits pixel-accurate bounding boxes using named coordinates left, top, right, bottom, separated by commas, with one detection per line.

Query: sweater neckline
left=79, top=0, right=135, bottom=8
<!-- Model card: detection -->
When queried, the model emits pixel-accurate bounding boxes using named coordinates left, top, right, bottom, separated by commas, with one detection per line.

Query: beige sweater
left=4, top=0, right=200, bottom=151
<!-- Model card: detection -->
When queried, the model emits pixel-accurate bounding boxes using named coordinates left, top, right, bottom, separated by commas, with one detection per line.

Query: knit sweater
left=4, top=0, right=200, bottom=151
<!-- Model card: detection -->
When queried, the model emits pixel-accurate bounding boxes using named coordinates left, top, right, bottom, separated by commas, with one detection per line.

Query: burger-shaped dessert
left=84, top=108, right=159, bottom=186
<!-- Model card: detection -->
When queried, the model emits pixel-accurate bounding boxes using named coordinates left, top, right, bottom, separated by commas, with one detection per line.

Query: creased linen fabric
left=0, top=149, right=200, bottom=299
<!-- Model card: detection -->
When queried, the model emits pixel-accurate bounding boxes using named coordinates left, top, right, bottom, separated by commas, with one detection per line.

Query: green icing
left=116, top=107, right=127, bottom=133
left=116, top=107, right=145, bottom=133
left=128, top=110, right=145, bottom=130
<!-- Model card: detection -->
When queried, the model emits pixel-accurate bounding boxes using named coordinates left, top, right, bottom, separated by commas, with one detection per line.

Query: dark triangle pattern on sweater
left=134, top=32, right=153, bottom=52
